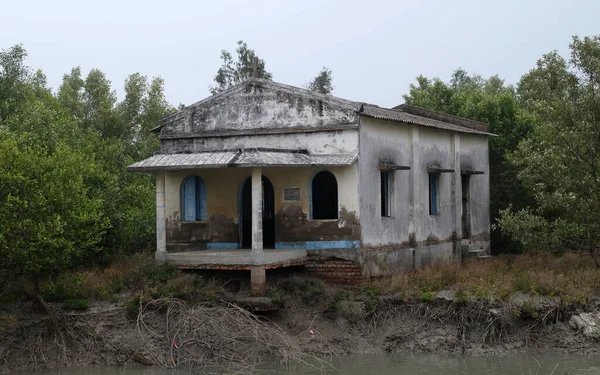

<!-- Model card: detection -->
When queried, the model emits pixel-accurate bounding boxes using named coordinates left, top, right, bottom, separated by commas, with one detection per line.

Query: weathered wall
left=304, top=256, right=363, bottom=285
left=460, top=134, right=490, bottom=241
left=162, top=165, right=360, bottom=252
left=413, top=126, right=457, bottom=244
left=160, top=129, right=358, bottom=155
left=358, top=117, right=490, bottom=254
left=307, top=244, right=456, bottom=278
left=358, top=119, right=412, bottom=246
left=160, top=80, right=359, bottom=138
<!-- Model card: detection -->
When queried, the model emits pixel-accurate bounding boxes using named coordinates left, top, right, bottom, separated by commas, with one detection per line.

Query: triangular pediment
left=159, top=79, right=361, bottom=138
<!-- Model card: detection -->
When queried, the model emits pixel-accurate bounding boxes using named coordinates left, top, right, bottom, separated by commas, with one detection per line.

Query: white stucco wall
left=161, top=129, right=358, bottom=155
left=357, top=118, right=412, bottom=246
left=358, top=117, right=490, bottom=248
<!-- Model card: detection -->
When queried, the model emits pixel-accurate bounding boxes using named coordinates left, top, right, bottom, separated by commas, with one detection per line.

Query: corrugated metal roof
left=359, top=104, right=493, bottom=136
left=127, top=149, right=358, bottom=172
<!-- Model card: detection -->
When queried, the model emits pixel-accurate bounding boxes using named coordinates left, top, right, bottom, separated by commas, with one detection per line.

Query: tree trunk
left=591, top=247, right=600, bottom=268
left=25, top=276, right=53, bottom=315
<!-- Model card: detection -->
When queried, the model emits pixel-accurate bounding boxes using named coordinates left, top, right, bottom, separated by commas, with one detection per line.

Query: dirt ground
left=1, top=278, right=599, bottom=373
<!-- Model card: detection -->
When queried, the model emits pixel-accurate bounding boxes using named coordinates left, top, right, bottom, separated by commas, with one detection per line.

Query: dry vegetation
left=373, top=252, right=600, bottom=303
left=3, top=252, right=600, bottom=372
left=135, top=298, right=334, bottom=373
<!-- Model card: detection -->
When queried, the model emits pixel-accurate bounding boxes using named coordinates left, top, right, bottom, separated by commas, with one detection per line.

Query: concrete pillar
left=250, top=265, right=266, bottom=296
left=408, top=125, right=420, bottom=241
left=408, top=125, right=420, bottom=270
left=451, top=133, right=462, bottom=259
left=155, top=171, right=167, bottom=263
left=250, top=167, right=266, bottom=296
left=251, top=167, right=263, bottom=251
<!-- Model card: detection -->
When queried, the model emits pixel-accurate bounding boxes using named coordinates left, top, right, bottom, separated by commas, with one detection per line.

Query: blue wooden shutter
left=183, top=177, right=196, bottom=221
left=196, top=177, right=207, bottom=221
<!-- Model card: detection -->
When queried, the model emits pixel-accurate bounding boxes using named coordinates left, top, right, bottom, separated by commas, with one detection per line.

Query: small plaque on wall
left=283, top=187, right=301, bottom=202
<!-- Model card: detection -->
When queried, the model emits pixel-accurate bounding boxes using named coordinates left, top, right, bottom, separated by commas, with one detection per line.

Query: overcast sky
left=2, top=0, right=600, bottom=108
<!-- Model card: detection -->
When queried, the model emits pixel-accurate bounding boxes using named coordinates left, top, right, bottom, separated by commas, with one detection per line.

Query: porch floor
left=164, top=249, right=308, bottom=270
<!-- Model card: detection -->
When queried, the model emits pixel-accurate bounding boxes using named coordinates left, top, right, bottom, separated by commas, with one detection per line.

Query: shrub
left=327, top=290, right=351, bottom=312
left=63, top=299, right=89, bottom=310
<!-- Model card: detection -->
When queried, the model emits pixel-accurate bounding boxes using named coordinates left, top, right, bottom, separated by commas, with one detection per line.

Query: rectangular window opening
left=429, top=173, right=439, bottom=215
left=380, top=171, right=392, bottom=217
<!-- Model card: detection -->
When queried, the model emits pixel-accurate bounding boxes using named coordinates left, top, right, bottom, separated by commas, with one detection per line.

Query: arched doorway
left=311, top=171, right=338, bottom=219
left=240, top=176, right=275, bottom=249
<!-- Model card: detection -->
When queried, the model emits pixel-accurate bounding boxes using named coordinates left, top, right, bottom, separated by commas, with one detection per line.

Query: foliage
left=306, top=67, right=334, bottom=94
left=0, top=44, right=174, bottom=308
left=498, top=35, right=600, bottom=266
left=210, top=40, right=272, bottom=95
left=326, top=290, right=352, bottom=312
left=55, top=62, right=174, bottom=263
left=63, top=299, right=90, bottom=310
left=275, top=277, right=325, bottom=306
left=0, top=132, right=108, bottom=288
left=403, top=69, right=536, bottom=252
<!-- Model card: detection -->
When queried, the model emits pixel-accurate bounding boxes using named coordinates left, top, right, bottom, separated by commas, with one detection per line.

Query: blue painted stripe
left=275, top=241, right=359, bottom=250
left=207, top=243, right=240, bottom=249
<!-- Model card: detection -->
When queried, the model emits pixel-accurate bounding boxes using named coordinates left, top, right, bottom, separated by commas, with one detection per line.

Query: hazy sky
left=2, top=0, right=600, bottom=108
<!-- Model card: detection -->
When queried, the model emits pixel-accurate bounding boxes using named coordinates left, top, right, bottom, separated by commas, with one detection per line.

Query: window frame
left=181, top=175, right=207, bottom=222
left=380, top=170, right=393, bottom=218
left=428, top=172, right=440, bottom=216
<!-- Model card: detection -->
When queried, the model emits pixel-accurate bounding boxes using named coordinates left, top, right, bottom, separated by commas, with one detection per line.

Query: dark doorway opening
left=240, top=176, right=275, bottom=249
left=311, top=171, right=338, bottom=220
left=461, top=174, right=471, bottom=239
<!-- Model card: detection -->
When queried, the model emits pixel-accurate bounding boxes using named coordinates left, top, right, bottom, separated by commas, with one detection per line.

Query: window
left=181, top=176, right=206, bottom=221
left=311, top=171, right=338, bottom=219
left=380, top=171, right=392, bottom=217
left=428, top=173, right=439, bottom=215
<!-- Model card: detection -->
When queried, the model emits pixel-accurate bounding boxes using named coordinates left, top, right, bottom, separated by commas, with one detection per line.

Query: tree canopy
left=498, top=36, right=600, bottom=266
left=210, top=40, right=272, bottom=95
left=306, top=67, right=334, bottom=94
left=0, top=45, right=174, bottom=307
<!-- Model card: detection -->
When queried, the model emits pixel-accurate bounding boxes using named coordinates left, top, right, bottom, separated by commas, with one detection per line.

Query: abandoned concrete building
left=128, top=79, right=492, bottom=295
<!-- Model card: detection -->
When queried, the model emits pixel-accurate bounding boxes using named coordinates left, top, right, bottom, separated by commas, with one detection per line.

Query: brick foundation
left=304, top=256, right=363, bottom=285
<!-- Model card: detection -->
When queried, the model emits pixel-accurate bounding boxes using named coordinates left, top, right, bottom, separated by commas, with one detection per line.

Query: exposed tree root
left=135, top=297, right=335, bottom=373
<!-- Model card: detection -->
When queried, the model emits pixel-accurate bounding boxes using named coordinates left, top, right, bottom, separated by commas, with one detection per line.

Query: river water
left=14, top=353, right=600, bottom=374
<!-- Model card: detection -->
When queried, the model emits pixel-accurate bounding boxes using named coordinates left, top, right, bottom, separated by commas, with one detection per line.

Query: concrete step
left=461, top=244, right=485, bottom=252
left=462, top=244, right=488, bottom=260
left=468, top=249, right=486, bottom=254
left=477, top=255, right=494, bottom=260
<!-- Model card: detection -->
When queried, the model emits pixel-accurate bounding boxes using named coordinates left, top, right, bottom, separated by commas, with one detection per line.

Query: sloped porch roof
left=127, top=148, right=357, bottom=172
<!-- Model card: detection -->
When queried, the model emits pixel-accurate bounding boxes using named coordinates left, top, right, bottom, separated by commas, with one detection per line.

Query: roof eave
left=358, top=112, right=494, bottom=136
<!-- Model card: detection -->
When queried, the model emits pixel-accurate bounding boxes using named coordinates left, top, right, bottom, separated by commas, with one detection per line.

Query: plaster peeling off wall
left=162, top=165, right=360, bottom=252
left=160, top=81, right=359, bottom=137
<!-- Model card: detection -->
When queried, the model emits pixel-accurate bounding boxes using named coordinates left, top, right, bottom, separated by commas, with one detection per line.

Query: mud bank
left=1, top=288, right=599, bottom=373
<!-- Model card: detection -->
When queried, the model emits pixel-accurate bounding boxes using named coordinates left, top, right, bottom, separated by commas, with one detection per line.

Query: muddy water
left=15, top=353, right=600, bottom=374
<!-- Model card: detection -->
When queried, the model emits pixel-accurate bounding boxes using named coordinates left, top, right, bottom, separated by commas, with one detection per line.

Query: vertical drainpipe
left=409, top=125, right=420, bottom=270
left=155, top=171, right=167, bottom=263
left=250, top=167, right=266, bottom=295
left=451, top=133, right=462, bottom=260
